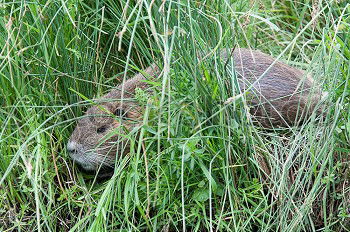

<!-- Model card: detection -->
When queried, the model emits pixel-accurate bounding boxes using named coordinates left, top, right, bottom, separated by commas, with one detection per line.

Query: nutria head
left=67, top=64, right=159, bottom=171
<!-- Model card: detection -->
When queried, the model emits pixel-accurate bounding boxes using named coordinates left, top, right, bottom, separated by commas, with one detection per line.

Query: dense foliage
left=0, top=0, right=349, bottom=231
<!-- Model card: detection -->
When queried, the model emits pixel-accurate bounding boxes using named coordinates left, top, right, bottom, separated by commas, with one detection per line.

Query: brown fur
left=222, top=48, right=324, bottom=127
left=67, top=48, right=325, bottom=171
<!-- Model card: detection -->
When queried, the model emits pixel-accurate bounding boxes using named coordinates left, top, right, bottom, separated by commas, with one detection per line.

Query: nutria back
left=223, top=48, right=323, bottom=127
left=67, top=48, right=324, bottom=171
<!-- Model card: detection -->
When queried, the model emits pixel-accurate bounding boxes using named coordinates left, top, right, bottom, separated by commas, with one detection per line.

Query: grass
left=0, top=0, right=349, bottom=231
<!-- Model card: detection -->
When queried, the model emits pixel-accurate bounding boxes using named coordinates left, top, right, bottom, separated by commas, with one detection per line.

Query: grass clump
left=0, top=0, right=349, bottom=231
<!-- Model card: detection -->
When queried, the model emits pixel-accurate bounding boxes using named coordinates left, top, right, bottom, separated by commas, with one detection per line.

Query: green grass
left=0, top=0, right=349, bottom=231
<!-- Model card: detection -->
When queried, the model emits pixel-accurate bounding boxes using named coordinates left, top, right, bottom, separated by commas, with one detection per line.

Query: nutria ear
left=103, top=64, right=160, bottom=99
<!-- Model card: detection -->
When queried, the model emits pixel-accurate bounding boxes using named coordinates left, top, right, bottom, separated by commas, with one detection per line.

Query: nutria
left=67, top=48, right=325, bottom=171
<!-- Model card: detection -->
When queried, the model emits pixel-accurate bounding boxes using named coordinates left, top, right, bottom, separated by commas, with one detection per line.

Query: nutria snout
left=67, top=48, right=325, bottom=171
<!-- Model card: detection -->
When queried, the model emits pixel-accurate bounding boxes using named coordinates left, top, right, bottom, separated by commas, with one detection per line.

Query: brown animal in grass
left=67, top=48, right=325, bottom=171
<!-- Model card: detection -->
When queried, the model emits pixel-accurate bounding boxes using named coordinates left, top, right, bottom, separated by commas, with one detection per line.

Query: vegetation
left=0, top=0, right=349, bottom=231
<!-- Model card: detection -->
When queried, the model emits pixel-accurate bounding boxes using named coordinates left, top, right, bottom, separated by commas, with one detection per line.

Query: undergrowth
left=0, top=0, right=349, bottom=231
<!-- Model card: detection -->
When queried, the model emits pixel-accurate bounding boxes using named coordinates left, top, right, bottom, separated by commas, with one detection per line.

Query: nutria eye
left=114, top=108, right=127, bottom=118
left=97, top=126, right=107, bottom=134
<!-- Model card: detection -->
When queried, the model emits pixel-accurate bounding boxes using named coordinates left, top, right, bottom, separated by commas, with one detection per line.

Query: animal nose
left=67, top=141, right=78, bottom=153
